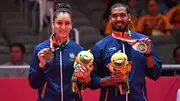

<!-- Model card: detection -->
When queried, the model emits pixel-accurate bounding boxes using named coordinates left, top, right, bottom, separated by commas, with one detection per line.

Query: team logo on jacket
left=69, top=53, right=75, bottom=61
left=109, top=47, right=117, bottom=52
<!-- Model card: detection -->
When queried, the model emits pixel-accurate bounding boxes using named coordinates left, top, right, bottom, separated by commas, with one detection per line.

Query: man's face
left=10, top=46, right=23, bottom=63
left=110, top=7, right=130, bottom=32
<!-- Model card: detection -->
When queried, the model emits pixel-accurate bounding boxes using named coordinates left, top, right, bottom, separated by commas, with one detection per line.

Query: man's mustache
left=114, top=21, right=124, bottom=25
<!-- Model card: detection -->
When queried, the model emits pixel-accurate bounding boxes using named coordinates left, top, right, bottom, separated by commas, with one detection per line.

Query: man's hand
left=74, top=64, right=92, bottom=84
left=138, top=38, right=152, bottom=55
left=139, top=38, right=156, bottom=68
left=100, top=71, right=127, bottom=87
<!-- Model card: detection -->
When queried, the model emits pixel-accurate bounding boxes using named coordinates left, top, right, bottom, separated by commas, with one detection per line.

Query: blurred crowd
left=0, top=0, right=179, bottom=77
left=101, top=0, right=179, bottom=36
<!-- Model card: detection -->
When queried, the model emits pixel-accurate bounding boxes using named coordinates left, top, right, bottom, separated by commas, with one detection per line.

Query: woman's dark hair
left=53, top=3, right=72, bottom=21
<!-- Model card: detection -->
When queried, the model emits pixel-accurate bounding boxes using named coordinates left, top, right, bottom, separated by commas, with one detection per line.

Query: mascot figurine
left=108, top=51, right=132, bottom=95
left=71, top=50, right=94, bottom=97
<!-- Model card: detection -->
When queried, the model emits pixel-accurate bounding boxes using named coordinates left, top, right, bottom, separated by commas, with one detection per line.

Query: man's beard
left=112, top=23, right=129, bottom=32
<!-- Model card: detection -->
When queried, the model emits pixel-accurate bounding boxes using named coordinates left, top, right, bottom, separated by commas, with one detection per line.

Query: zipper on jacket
left=60, top=51, right=63, bottom=101
left=122, top=39, right=128, bottom=101
left=142, top=88, right=147, bottom=101
left=41, top=81, right=48, bottom=99
left=122, top=41, right=125, bottom=53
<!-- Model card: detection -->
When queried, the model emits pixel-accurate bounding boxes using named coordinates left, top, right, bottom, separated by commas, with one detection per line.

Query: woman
left=28, top=3, right=91, bottom=101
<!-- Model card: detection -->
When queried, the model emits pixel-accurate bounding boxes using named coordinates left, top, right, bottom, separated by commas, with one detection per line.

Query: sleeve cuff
left=37, top=63, right=48, bottom=74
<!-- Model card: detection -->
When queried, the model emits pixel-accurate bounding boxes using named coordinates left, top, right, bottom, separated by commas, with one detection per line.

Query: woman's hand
left=38, top=48, right=53, bottom=68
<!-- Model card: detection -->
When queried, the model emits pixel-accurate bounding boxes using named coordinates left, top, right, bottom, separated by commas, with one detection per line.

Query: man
left=4, top=43, right=28, bottom=65
left=2, top=43, right=28, bottom=77
left=90, top=3, right=162, bottom=101
left=100, top=0, right=136, bottom=36
left=136, top=0, right=173, bottom=36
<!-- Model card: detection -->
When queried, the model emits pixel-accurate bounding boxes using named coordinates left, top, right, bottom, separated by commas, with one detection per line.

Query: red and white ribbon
left=112, top=32, right=147, bottom=53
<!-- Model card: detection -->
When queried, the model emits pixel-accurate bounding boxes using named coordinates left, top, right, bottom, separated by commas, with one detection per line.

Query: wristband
left=144, top=52, right=152, bottom=57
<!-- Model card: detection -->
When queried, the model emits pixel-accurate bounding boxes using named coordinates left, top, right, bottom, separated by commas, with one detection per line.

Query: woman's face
left=53, top=12, right=72, bottom=38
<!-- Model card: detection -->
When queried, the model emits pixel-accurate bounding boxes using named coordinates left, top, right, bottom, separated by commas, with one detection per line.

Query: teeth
left=117, top=23, right=123, bottom=25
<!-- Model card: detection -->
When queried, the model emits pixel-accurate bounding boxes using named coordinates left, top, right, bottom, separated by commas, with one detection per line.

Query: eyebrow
left=56, top=20, right=71, bottom=22
left=111, top=12, right=126, bottom=15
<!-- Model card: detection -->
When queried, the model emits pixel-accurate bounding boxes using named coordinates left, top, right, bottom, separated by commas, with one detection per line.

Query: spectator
left=136, top=0, right=173, bottom=36
left=166, top=4, right=180, bottom=28
left=127, top=0, right=145, bottom=25
left=3, top=43, right=28, bottom=65
left=173, top=45, right=180, bottom=75
left=162, top=45, right=180, bottom=76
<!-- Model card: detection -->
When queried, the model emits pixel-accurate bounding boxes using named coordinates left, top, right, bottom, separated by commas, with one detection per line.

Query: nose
left=117, top=16, right=122, bottom=21
left=61, top=24, right=66, bottom=29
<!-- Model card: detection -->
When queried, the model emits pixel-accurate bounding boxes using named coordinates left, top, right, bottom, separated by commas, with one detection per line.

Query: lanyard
left=50, top=38, right=70, bottom=53
left=112, top=31, right=147, bottom=53
left=54, top=39, right=70, bottom=51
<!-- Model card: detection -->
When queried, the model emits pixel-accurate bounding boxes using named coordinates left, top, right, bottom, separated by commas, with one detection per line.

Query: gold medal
left=43, top=48, right=54, bottom=62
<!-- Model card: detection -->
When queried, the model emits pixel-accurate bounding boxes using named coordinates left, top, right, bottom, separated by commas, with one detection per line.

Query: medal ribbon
left=112, top=30, right=143, bottom=52
left=49, top=33, right=70, bottom=52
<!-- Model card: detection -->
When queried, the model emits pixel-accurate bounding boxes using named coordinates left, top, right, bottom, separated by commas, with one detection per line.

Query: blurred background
left=0, top=0, right=179, bottom=101
left=0, top=0, right=179, bottom=75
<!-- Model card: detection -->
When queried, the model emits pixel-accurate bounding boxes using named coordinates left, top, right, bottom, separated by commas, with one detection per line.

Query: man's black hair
left=110, top=3, right=130, bottom=15
left=9, top=43, right=26, bottom=54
